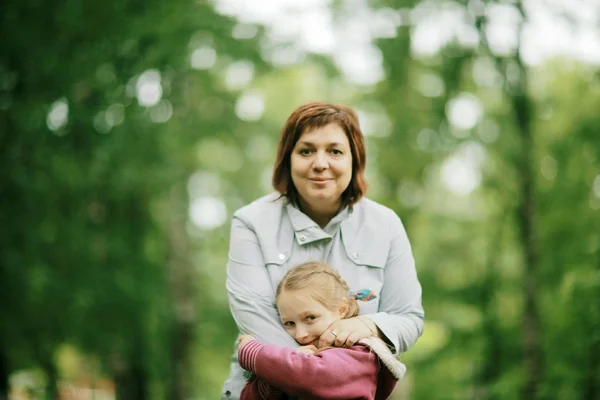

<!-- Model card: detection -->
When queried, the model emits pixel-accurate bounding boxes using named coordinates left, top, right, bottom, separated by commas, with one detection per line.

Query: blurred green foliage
left=1, top=0, right=599, bottom=399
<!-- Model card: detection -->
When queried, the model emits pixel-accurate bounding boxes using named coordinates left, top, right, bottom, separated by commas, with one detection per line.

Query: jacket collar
left=285, top=201, right=352, bottom=245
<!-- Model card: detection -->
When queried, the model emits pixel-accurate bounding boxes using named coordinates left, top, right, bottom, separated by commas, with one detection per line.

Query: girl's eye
left=284, top=321, right=295, bottom=327
left=306, top=316, right=317, bottom=323
left=298, top=149, right=312, bottom=156
left=330, top=149, right=343, bottom=155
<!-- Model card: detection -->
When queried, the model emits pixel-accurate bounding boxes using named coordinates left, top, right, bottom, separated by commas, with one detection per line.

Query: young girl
left=237, top=262, right=406, bottom=400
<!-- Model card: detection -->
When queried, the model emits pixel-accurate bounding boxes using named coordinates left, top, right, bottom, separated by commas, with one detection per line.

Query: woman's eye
left=298, top=148, right=312, bottom=155
left=330, top=149, right=343, bottom=155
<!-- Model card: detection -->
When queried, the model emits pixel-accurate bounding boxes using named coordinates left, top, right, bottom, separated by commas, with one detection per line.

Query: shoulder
left=233, top=192, right=286, bottom=224
left=340, top=199, right=406, bottom=266
left=349, top=197, right=404, bottom=233
left=353, top=197, right=399, bottom=220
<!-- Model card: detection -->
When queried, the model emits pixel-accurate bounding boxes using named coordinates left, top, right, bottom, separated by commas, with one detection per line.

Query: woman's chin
left=303, top=193, right=340, bottom=208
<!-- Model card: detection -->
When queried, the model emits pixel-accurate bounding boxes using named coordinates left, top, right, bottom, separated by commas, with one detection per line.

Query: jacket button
left=353, top=252, right=359, bottom=260
left=299, top=235, right=306, bottom=242
left=278, top=253, right=286, bottom=260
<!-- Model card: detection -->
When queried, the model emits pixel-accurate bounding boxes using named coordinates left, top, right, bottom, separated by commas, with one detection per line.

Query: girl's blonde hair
left=275, top=261, right=359, bottom=318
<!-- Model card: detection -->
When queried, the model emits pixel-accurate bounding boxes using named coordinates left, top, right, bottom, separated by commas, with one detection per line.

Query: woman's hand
left=295, top=345, right=318, bottom=355
left=238, top=334, right=256, bottom=347
left=318, top=316, right=378, bottom=349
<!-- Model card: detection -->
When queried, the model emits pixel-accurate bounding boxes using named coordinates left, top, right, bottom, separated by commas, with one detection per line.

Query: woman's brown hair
left=275, top=261, right=359, bottom=319
left=271, top=101, right=367, bottom=207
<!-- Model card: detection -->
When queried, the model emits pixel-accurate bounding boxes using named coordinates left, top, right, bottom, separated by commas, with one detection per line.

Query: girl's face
left=290, top=123, right=353, bottom=215
left=277, top=289, right=346, bottom=346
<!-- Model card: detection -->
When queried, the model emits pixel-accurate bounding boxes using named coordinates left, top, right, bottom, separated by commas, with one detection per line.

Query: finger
left=345, top=332, right=363, bottom=347
left=318, top=328, right=336, bottom=348
left=334, top=331, right=351, bottom=348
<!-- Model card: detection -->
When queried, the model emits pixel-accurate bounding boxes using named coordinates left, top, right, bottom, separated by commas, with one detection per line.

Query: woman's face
left=290, top=123, right=353, bottom=213
left=277, top=290, right=345, bottom=346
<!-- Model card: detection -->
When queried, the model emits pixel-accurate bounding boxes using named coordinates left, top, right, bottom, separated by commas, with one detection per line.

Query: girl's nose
left=295, top=327, right=309, bottom=342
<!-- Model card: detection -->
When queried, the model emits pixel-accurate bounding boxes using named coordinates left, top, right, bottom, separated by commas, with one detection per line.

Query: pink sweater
left=238, top=340, right=398, bottom=400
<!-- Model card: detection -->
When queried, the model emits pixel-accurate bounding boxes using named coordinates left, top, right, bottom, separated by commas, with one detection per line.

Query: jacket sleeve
left=238, top=340, right=378, bottom=399
left=240, top=376, right=284, bottom=400
left=364, top=211, right=425, bottom=354
left=226, top=216, right=298, bottom=348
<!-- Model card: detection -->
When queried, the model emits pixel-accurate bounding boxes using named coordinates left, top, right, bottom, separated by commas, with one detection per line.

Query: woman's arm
left=238, top=340, right=379, bottom=399
left=226, top=216, right=298, bottom=348
left=364, top=212, right=424, bottom=353
left=319, top=212, right=424, bottom=353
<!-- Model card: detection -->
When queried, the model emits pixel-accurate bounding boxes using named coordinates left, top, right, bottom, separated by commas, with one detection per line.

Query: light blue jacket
left=222, top=192, right=424, bottom=399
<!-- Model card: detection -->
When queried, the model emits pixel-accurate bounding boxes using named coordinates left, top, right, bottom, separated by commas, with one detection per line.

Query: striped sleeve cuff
left=238, top=340, right=263, bottom=373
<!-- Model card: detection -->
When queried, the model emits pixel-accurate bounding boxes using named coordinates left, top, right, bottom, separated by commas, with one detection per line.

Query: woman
left=222, top=102, right=424, bottom=399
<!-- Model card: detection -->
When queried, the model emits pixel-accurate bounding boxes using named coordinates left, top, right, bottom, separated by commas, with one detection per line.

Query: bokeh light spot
left=47, top=98, right=69, bottom=132
left=446, top=93, right=483, bottom=131
left=191, top=47, right=217, bottom=70
left=189, top=197, right=227, bottom=230
left=225, top=60, right=255, bottom=90
left=136, top=70, right=162, bottom=107
left=235, top=92, right=264, bottom=121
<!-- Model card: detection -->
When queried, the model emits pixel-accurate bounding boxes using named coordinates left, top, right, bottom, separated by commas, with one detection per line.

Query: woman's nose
left=312, top=152, right=328, bottom=170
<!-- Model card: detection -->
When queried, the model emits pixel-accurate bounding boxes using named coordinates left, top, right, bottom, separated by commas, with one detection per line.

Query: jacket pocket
left=341, top=234, right=389, bottom=315
left=262, top=243, right=294, bottom=298
left=343, top=235, right=389, bottom=269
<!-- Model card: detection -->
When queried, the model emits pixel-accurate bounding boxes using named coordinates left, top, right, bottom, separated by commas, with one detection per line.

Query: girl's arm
left=238, top=340, right=379, bottom=399
left=240, top=377, right=284, bottom=400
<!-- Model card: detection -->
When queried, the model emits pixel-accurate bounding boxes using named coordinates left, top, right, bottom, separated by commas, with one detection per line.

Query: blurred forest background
left=1, top=0, right=599, bottom=399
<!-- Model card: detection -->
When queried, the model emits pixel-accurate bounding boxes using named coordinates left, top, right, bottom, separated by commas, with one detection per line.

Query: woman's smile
left=309, top=177, right=332, bottom=184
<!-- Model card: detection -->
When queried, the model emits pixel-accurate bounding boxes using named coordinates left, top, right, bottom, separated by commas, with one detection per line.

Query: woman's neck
left=298, top=199, right=342, bottom=229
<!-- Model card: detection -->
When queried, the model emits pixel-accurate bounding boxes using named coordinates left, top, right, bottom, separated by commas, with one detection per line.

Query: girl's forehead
left=277, top=289, right=328, bottom=315
left=277, top=289, right=315, bottom=304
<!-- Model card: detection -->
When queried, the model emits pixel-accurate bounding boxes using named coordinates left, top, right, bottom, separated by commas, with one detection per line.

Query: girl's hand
left=238, top=334, right=256, bottom=347
left=295, top=345, right=318, bottom=355
left=318, top=316, right=378, bottom=349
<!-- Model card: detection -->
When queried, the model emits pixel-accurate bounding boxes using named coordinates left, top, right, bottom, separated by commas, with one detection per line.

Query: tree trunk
left=166, top=182, right=197, bottom=400
left=514, top=95, right=541, bottom=399
left=583, top=334, right=599, bottom=400
left=510, top=14, right=542, bottom=400
left=43, top=361, right=59, bottom=400
left=472, top=223, right=505, bottom=400
left=114, top=366, right=148, bottom=400
left=0, top=350, right=8, bottom=400
left=477, top=2, right=542, bottom=397
left=582, top=260, right=600, bottom=400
